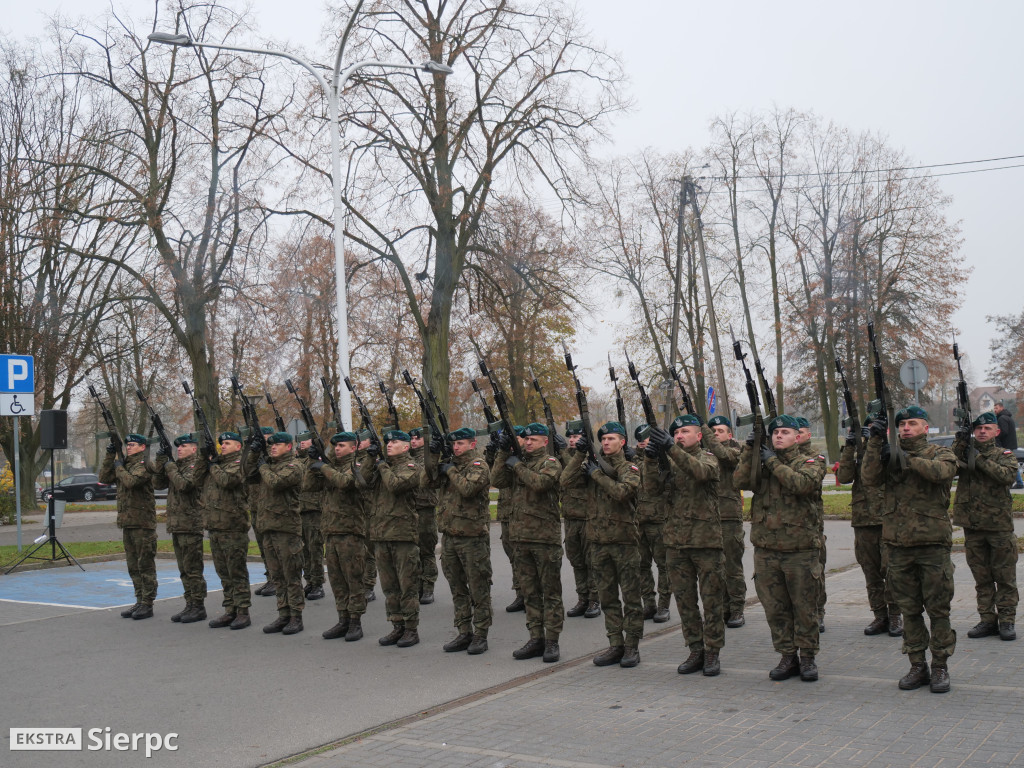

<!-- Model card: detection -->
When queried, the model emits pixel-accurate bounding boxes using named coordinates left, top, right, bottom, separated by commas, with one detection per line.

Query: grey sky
left=4, top=0, right=1019, bottom=390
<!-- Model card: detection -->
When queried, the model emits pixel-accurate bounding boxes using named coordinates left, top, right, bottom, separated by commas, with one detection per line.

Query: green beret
left=767, top=414, right=800, bottom=434
left=514, top=425, right=526, bottom=437
left=973, top=411, right=997, bottom=427
left=794, top=416, right=810, bottom=429
left=173, top=433, right=197, bottom=447
left=267, top=431, right=293, bottom=445
left=670, top=414, right=701, bottom=432
left=125, top=433, right=147, bottom=445
left=408, top=427, right=424, bottom=438
left=382, top=429, right=411, bottom=443
left=331, top=431, right=358, bottom=444
left=295, top=431, right=313, bottom=442
left=597, top=421, right=626, bottom=438
left=894, top=405, right=929, bottom=424
left=565, top=420, right=584, bottom=436
left=447, top=426, right=476, bottom=441
left=218, top=431, right=241, bottom=443
left=522, top=422, right=548, bottom=437
left=634, top=423, right=651, bottom=441
left=357, top=429, right=372, bottom=442
left=261, top=426, right=274, bottom=435
left=707, top=415, right=732, bottom=429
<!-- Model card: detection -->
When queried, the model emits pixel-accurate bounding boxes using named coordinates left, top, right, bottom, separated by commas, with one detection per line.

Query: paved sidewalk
left=295, top=552, right=1024, bottom=768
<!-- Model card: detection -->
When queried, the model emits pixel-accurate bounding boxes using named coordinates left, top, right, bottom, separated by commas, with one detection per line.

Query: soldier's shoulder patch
left=629, top=464, right=639, bottom=473
left=472, top=461, right=483, bottom=466
left=805, top=458, right=816, bottom=464
left=547, top=457, right=558, bottom=462
left=407, top=463, right=417, bottom=468
left=233, top=459, right=241, bottom=464
left=188, top=464, right=195, bottom=469
left=817, top=454, right=826, bottom=461
left=1005, top=450, right=1014, bottom=455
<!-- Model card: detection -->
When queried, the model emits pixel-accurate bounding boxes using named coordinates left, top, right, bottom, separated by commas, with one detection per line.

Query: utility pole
left=664, top=179, right=687, bottom=428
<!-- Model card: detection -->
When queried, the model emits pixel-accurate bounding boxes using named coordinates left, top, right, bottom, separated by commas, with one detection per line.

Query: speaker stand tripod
left=4, top=450, right=84, bottom=574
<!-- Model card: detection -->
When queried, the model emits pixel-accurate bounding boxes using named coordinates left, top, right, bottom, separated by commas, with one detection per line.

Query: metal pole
left=14, top=415, right=21, bottom=552
left=664, top=178, right=687, bottom=428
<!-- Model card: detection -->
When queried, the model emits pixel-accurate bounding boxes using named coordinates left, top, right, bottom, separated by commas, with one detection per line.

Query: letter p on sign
left=1, top=355, right=34, bottom=393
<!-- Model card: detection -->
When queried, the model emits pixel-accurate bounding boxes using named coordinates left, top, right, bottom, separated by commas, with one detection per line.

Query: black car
left=41, top=474, right=115, bottom=502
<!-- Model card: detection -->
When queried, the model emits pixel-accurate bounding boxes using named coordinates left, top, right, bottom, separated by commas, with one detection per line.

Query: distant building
left=970, top=386, right=1018, bottom=415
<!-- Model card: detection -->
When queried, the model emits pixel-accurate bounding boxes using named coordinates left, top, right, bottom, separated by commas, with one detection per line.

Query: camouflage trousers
left=638, top=520, right=670, bottom=611
left=963, top=529, right=1018, bottom=624
left=514, top=542, right=564, bottom=640
left=753, top=548, right=822, bottom=655
left=816, top=534, right=828, bottom=618
left=209, top=530, right=251, bottom=611
left=500, top=520, right=520, bottom=594
left=417, top=506, right=438, bottom=592
left=363, top=537, right=377, bottom=591
left=325, top=533, right=368, bottom=618
left=886, top=545, right=956, bottom=662
left=171, top=532, right=207, bottom=604
left=375, top=540, right=422, bottom=629
left=563, top=518, right=597, bottom=602
left=300, top=510, right=324, bottom=588
left=441, top=534, right=493, bottom=636
left=666, top=546, right=725, bottom=652
left=721, top=520, right=747, bottom=616
left=123, top=528, right=158, bottom=605
left=591, top=542, right=644, bottom=647
left=853, top=525, right=899, bottom=619
left=263, top=530, right=305, bottom=618
left=252, top=521, right=269, bottom=580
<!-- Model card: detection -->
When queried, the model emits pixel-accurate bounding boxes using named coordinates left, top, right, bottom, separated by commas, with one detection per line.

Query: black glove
left=504, top=455, right=521, bottom=469
left=869, top=418, right=887, bottom=439
left=584, top=458, right=600, bottom=477
left=499, top=431, right=513, bottom=450
left=879, top=444, right=891, bottom=465
left=429, top=435, right=444, bottom=455
left=488, top=430, right=501, bottom=446
left=256, top=455, right=268, bottom=468
left=649, top=426, right=673, bottom=451
left=484, top=444, right=497, bottom=463
left=113, top=459, right=124, bottom=469
left=845, top=430, right=857, bottom=447
left=745, top=432, right=756, bottom=447
left=644, top=444, right=660, bottom=459
left=248, top=435, right=265, bottom=454
left=439, top=462, right=453, bottom=476
left=155, top=441, right=169, bottom=458
left=575, top=435, right=590, bottom=455
left=861, top=426, right=872, bottom=441
left=623, top=444, right=636, bottom=460
left=553, top=433, right=567, bottom=453
left=309, top=460, right=325, bottom=473
left=207, top=454, right=219, bottom=465
left=759, top=444, right=776, bottom=464
left=106, top=441, right=117, bottom=455
left=365, top=442, right=381, bottom=458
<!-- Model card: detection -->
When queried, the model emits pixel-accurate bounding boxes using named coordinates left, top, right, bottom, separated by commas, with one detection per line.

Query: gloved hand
left=649, top=426, right=674, bottom=451
left=256, top=455, right=268, bottom=469
left=309, top=460, right=325, bottom=473
left=880, top=444, right=891, bottom=465
left=869, top=418, right=887, bottom=439
left=439, top=463, right=453, bottom=476
left=499, top=431, right=513, bottom=450
left=575, top=435, right=590, bottom=455
left=845, top=430, right=857, bottom=447
left=861, top=426, right=872, bottom=441
left=429, top=435, right=444, bottom=455
left=623, top=444, right=636, bottom=460
left=644, top=444, right=660, bottom=459
left=745, top=432, right=757, bottom=447
left=584, top=458, right=600, bottom=477
left=365, top=442, right=381, bottom=458
left=483, top=444, right=497, bottom=463
left=504, top=455, right=521, bottom=469
left=207, top=454, right=219, bottom=465
left=155, top=441, right=169, bottom=458
left=553, top=433, right=567, bottom=453
left=248, top=435, right=265, bottom=454
left=106, top=441, right=117, bottom=455
left=113, top=459, right=124, bottom=469
left=759, top=444, right=776, bottom=464
left=488, top=430, right=501, bottom=446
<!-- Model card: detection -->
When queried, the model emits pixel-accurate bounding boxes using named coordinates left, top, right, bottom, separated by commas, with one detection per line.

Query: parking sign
left=1, top=355, right=35, bottom=416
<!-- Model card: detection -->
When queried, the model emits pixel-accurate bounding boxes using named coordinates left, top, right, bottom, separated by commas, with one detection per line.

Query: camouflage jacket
left=635, top=455, right=668, bottom=524
left=736, top=443, right=825, bottom=552
left=558, top=448, right=591, bottom=521
left=202, top=450, right=250, bottom=532
left=484, top=444, right=514, bottom=522
left=319, top=453, right=367, bottom=537
left=701, top=426, right=742, bottom=521
left=367, top=452, right=421, bottom=542
left=437, top=447, right=492, bottom=538
left=837, top=442, right=886, bottom=527
left=799, top=442, right=827, bottom=532
left=577, top=449, right=641, bottom=545
left=862, top=433, right=956, bottom=548
left=650, top=442, right=722, bottom=549
left=951, top=438, right=1018, bottom=532
left=297, top=449, right=324, bottom=513
left=153, top=453, right=208, bottom=534
left=100, top=451, right=156, bottom=530
left=252, top=452, right=303, bottom=535
left=491, top=445, right=562, bottom=545
left=410, top=445, right=439, bottom=509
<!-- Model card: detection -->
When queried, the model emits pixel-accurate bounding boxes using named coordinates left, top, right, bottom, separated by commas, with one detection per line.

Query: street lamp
left=147, top=31, right=452, bottom=429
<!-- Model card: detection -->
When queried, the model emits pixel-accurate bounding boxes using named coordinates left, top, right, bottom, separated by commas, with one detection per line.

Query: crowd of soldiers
left=98, top=398, right=1019, bottom=693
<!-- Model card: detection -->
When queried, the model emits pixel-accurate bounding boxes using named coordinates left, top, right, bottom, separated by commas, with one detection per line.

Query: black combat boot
left=121, top=603, right=141, bottom=618
left=542, top=639, right=560, bottom=663
left=888, top=613, right=904, bottom=637
left=505, top=594, right=525, bottom=613
left=263, top=616, right=289, bottom=634
left=306, top=585, right=325, bottom=601
left=768, top=654, right=800, bottom=681
left=209, top=611, right=236, bottom=629
left=282, top=615, right=304, bottom=635
left=467, top=635, right=488, bottom=655
left=379, top=622, right=405, bottom=646
left=967, top=620, right=998, bottom=638
left=131, top=604, right=153, bottom=620
left=260, top=581, right=277, bottom=597
left=677, top=650, right=704, bottom=675
left=864, top=616, right=889, bottom=635
left=898, top=661, right=930, bottom=690
left=799, top=653, right=818, bottom=682
left=620, top=646, right=640, bottom=668
left=419, top=588, right=434, bottom=605
left=444, top=632, right=473, bottom=652
left=171, top=603, right=190, bottom=622
left=254, top=582, right=267, bottom=596
left=593, top=645, right=626, bottom=666
left=929, top=663, right=951, bottom=693
left=653, top=605, right=671, bottom=623
left=180, top=602, right=207, bottom=623
left=344, top=617, right=363, bottom=641
left=229, top=609, right=250, bottom=630
left=365, top=589, right=376, bottom=602
left=584, top=601, right=602, bottom=618
left=725, top=611, right=745, bottom=628
left=999, top=621, right=1016, bottom=641
left=512, top=637, right=545, bottom=659
left=322, top=616, right=350, bottom=640
left=396, top=627, right=420, bottom=647
left=818, top=616, right=825, bottom=633
left=566, top=598, right=587, bottom=618
left=642, top=602, right=656, bottom=620
left=702, top=650, right=720, bottom=676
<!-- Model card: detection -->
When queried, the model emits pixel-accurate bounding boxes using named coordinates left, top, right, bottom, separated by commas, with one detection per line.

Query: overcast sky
left=3, top=0, right=1020, bottom=392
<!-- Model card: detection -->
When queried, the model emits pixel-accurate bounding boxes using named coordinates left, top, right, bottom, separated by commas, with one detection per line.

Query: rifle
left=182, top=380, right=216, bottom=458
left=265, top=390, right=287, bottom=433
left=834, top=356, right=862, bottom=455
left=401, top=368, right=452, bottom=462
left=625, top=348, right=671, bottom=474
left=562, top=343, right=613, bottom=475
left=378, top=380, right=400, bottom=432
left=669, top=365, right=697, bottom=418
left=731, top=328, right=765, bottom=490
left=478, top=357, right=524, bottom=459
left=88, top=385, right=124, bottom=462
left=135, top=387, right=172, bottom=457
left=285, top=379, right=327, bottom=461
left=753, top=356, right=778, bottom=420
left=320, top=376, right=344, bottom=431
left=426, top=387, right=450, bottom=437
left=230, top=374, right=266, bottom=452
left=470, top=378, right=498, bottom=425
left=953, top=333, right=978, bottom=471
left=866, top=322, right=907, bottom=474
left=607, top=355, right=628, bottom=443
left=530, top=366, right=558, bottom=456
left=343, top=376, right=382, bottom=450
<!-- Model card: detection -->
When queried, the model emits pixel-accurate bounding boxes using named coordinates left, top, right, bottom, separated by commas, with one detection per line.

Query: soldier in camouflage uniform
left=410, top=427, right=439, bottom=604
left=565, top=422, right=643, bottom=667
left=795, top=416, right=828, bottom=633
left=648, top=415, right=725, bottom=676
left=368, top=429, right=423, bottom=648
left=635, top=425, right=671, bottom=624
left=203, top=432, right=253, bottom=629
left=430, top=427, right=493, bottom=655
left=486, top=426, right=526, bottom=612
left=100, top=433, right=158, bottom=620
left=314, top=432, right=370, bottom=642
left=953, top=411, right=1020, bottom=642
left=152, top=433, right=209, bottom=624
left=492, top=422, right=564, bottom=663
left=736, top=414, right=827, bottom=682
left=862, top=405, right=957, bottom=693
left=297, top=434, right=326, bottom=601
left=560, top=422, right=601, bottom=619
left=355, top=430, right=378, bottom=602
left=837, top=415, right=903, bottom=637
left=244, top=431, right=305, bottom=635
left=702, top=416, right=745, bottom=628
left=251, top=426, right=276, bottom=598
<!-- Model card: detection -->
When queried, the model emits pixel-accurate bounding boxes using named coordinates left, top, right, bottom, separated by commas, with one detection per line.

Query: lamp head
left=147, top=32, right=193, bottom=47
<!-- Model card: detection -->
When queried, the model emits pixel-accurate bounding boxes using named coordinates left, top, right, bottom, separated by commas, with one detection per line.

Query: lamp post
left=147, top=32, right=452, bottom=430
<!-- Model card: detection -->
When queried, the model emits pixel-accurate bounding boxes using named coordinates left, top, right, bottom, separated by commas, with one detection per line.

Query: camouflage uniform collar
left=683, top=443, right=704, bottom=456
left=409, top=445, right=424, bottom=459
left=332, top=453, right=355, bottom=468
left=454, top=448, right=480, bottom=464
left=525, top=445, right=549, bottom=459
left=268, top=452, right=293, bottom=463
left=899, top=434, right=929, bottom=451
left=774, top=445, right=799, bottom=461
left=976, top=438, right=1000, bottom=454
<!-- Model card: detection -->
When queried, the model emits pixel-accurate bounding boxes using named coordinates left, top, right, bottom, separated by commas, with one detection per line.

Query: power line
left=711, top=153, right=1024, bottom=183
